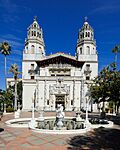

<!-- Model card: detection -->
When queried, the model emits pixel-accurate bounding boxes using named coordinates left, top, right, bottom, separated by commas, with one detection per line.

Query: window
left=88, top=32, right=90, bottom=37
left=28, top=31, right=30, bottom=36
left=85, top=32, right=87, bottom=37
left=31, top=45, right=35, bottom=53
left=31, top=64, right=34, bottom=70
left=37, top=32, right=39, bottom=37
left=80, top=34, right=82, bottom=39
left=86, top=76, right=90, bottom=80
left=31, top=76, right=34, bottom=79
left=80, top=48, right=82, bottom=54
left=47, top=100, right=49, bottom=105
left=39, top=33, right=41, bottom=38
left=86, top=46, right=90, bottom=55
left=86, top=64, right=90, bottom=70
left=82, top=33, right=84, bottom=38
left=34, top=24, right=36, bottom=28
left=32, top=31, right=33, bottom=36
left=71, top=100, right=73, bottom=105
left=91, top=32, right=93, bottom=38
left=39, top=47, right=42, bottom=52
left=34, top=31, right=36, bottom=36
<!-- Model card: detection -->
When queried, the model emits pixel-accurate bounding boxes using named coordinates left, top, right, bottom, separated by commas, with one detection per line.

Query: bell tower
left=76, top=17, right=98, bottom=81
left=24, top=16, right=45, bottom=59
left=76, top=17, right=97, bottom=62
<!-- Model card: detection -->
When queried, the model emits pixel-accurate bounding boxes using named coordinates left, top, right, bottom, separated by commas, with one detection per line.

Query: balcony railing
left=84, top=68, right=92, bottom=75
left=28, top=69, right=35, bottom=75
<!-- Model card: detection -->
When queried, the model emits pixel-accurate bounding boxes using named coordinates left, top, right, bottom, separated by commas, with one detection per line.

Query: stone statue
left=56, top=104, right=65, bottom=128
left=56, top=104, right=65, bottom=119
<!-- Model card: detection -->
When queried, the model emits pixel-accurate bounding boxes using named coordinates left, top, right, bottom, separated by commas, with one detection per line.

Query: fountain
left=5, top=103, right=114, bottom=134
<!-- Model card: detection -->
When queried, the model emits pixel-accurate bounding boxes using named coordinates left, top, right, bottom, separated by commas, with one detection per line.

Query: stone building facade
left=22, top=17, right=98, bottom=111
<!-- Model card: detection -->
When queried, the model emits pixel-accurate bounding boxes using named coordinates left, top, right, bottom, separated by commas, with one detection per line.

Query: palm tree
left=112, top=45, right=120, bottom=68
left=0, top=42, right=11, bottom=89
left=9, top=64, right=21, bottom=111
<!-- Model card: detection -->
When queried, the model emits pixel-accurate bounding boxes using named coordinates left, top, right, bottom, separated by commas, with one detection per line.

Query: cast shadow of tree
left=67, top=127, right=120, bottom=150
left=0, top=128, right=4, bottom=132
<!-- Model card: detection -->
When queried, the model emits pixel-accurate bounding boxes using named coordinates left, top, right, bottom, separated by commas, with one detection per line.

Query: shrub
left=6, top=107, right=14, bottom=112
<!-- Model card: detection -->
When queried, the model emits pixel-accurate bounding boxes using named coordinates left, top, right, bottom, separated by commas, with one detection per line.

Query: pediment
left=36, top=53, right=85, bottom=68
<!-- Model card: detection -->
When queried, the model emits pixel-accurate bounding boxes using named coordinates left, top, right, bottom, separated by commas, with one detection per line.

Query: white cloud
left=0, top=34, right=22, bottom=41
left=0, top=0, right=31, bottom=23
left=89, top=4, right=120, bottom=15
left=0, top=37, right=23, bottom=48
left=0, top=0, right=31, bottom=14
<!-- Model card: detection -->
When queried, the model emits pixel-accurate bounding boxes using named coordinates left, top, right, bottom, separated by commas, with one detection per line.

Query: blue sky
left=0, top=0, right=120, bottom=90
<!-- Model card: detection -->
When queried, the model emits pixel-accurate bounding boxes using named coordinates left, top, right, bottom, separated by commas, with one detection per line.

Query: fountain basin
left=5, top=117, right=114, bottom=134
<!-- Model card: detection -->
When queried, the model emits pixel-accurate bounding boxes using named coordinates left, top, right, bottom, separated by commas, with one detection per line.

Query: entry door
left=55, top=95, right=65, bottom=109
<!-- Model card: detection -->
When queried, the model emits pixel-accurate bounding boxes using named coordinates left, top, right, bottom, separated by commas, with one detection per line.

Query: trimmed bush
left=6, top=107, right=14, bottom=112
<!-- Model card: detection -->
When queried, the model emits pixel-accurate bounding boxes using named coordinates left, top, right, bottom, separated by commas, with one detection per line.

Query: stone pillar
left=50, top=95, right=55, bottom=111
left=4, top=103, right=6, bottom=114
left=44, top=79, right=47, bottom=109
left=65, top=95, right=70, bottom=111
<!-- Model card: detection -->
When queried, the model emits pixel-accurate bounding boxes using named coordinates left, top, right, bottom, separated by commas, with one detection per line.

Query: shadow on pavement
left=0, top=128, right=4, bottom=132
left=67, top=127, right=120, bottom=150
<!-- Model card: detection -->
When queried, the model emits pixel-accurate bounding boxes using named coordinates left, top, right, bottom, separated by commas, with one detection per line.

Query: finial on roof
left=84, top=16, right=88, bottom=22
left=34, top=16, right=37, bottom=21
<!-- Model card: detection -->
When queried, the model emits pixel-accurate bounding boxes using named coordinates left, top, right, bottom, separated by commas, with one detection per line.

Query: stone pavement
left=0, top=112, right=79, bottom=150
left=0, top=112, right=120, bottom=150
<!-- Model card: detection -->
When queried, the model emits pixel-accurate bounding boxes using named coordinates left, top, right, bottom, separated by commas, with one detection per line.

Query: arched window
left=82, top=33, right=84, bottom=38
left=80, top=34, right=82, bottom=39
left=85, top=32, right=87, bottom=37
left=88, top=32, right=90, bottom=37
left=86, top=46, right=90, bottom=55
left=39, top=33, right=41, bottom=38
left=32, top=31, right=33, bottom=36
left=80, top=47, right=82, bottom=54
left=31, top=45, right=35, bottom=54
left=34, top=31, right=36, bottom=36
left=39, top=47, right=42, bottom=53
left=37, top=32, right=39, bottom=37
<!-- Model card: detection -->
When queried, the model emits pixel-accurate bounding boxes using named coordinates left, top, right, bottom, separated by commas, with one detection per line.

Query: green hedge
left=6, top=107, right=14, bottom=112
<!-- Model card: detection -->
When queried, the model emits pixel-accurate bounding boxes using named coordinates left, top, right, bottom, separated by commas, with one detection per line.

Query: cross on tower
left=84, top=16, right=88, bottom=22
left=34, top=16, right=37, bottom=21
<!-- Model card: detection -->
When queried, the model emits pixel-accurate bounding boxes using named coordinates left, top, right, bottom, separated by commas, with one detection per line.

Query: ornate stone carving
left=49, top=84, right=70, bottom=95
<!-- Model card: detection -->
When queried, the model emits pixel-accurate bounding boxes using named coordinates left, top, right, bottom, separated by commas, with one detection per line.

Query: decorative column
left=28, top=102, right=36, bottom=128
left=80, top=79, right=84, bottom=110
left=43, top=79, right=47, bottom=109
left=4, top=103, right=6, bottom=114
left=73, top=79, right=75, bottom=109
left=85, top=92, right=91, bottom=128
left=36, top=79, right=39, bottom=109
left=85, top=97, right=89, bottom=123
left=44, top=72, right=47, bottom=110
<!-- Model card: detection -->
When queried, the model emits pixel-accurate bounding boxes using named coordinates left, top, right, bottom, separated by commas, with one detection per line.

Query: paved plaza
left=0, top=112, right=120, bottom=150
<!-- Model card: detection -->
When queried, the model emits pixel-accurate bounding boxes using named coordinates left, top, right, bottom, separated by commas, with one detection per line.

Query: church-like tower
left=76, top=18, right=98, bottom=80
left=24, top=17, right=45, bottom=59
left=22, top=17, right=45, bottom=80
left=76, top=18, right=97, bottom=61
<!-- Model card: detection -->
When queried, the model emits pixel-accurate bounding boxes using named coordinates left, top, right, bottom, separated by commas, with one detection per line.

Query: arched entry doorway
left=55, top=95, right=65, bottom=109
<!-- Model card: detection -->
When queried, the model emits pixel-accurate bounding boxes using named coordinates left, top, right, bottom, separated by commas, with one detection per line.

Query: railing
left=84, top=68, right=92, bottom=75
left=28, top=69, right=35, bottom=75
